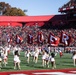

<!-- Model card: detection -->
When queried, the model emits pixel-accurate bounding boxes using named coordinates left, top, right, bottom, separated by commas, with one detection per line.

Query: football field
left=1, top=51, right=76, bottom=71
left=0, top=51, right=76, bottom=75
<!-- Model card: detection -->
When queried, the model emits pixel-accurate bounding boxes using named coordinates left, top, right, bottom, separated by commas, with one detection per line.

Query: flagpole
left=64, top=43, right=66, bottom=53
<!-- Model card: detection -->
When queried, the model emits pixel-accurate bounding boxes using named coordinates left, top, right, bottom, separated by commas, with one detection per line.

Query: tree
left=0, top=2, right=26, bottom=16
left=4, top=7, right=26, bottom=16
left=0, top=2, right=11, bottom=15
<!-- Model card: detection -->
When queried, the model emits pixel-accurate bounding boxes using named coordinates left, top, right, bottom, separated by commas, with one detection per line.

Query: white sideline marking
left=70, top=71, right=76, bottom=73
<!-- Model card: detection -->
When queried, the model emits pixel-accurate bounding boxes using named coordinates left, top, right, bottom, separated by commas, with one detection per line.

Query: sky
left=0, top=0, right=69, bottom=16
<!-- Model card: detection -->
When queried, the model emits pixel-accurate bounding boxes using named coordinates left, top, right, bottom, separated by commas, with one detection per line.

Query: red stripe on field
left=0, top=68, right=76, bottom=75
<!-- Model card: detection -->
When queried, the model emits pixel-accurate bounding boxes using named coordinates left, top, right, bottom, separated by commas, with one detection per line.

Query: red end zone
left=0, top=68, right=76, bottom=75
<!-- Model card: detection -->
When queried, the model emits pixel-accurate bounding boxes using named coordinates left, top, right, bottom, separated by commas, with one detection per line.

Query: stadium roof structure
left=0, top=15, right=54, bottom=26
left=0, top=15, right=55, bottom=26
left=0, top=15, right=54, bottom=22
left=0, top=15, right=66, bottom=27
left=58, top=0, right=76, bottom=13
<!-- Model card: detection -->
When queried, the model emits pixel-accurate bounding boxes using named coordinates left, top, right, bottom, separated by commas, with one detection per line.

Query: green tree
left=0, top=2, right=11, bottom=15
left=4, top=7, right=26, bottom=16
left=0, top=2, right=26, bottom=16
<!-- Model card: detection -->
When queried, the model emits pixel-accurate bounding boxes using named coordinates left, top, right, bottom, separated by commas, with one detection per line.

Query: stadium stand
left=0, top=0, right=76, bottom=50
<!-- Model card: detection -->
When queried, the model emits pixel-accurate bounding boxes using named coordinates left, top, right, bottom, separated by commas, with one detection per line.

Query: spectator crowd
left=0, top=24, right=76, bottom=70
left=0, top=24, right=75, bottom=47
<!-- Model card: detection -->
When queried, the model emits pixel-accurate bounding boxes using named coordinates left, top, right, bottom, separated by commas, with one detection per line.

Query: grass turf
left=0, top=51, right=76, bottom=72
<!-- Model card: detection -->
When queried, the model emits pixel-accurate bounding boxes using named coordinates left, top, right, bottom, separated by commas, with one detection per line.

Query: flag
left=48, top=32, right=60, bottom=46
left=27, top=33, right=33, bottom=44
left=16, top=35, right=23, bottom=44
left=60, top=31, right=71, bottom=46
left=37, top=32, right=44, bottom=44
left=7, top=34, right=12, bottom=43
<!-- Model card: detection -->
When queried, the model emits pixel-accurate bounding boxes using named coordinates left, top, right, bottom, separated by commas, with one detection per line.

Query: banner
left=48, top=32, right=60, bottom=46
left=27, top=33, right=33, bottom=44
left=16, top=34, right=23, bottom=44
left=60, top=31, right=71, bottom=46
left=7, top=34, right=12, bottom=44
left=37, top=32, right=44, bottom=44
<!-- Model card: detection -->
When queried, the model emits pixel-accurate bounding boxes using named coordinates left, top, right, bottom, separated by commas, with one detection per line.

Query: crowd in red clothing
left=0, top=24, right=76, bottom=47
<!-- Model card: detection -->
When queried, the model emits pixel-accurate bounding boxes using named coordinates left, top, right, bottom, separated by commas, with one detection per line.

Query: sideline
left=0, top=68, right=76, bottom=75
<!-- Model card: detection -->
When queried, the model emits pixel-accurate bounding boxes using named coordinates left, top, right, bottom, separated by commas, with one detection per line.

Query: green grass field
left=0, top=51, right=76, bottom=72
